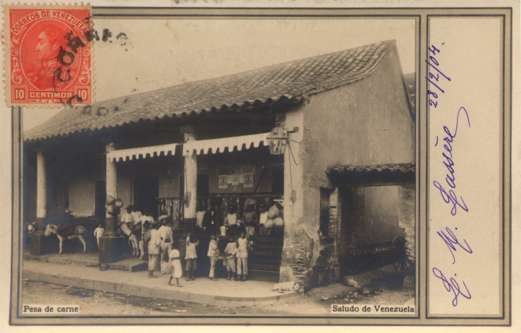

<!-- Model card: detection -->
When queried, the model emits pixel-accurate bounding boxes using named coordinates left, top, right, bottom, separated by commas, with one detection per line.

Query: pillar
left=105, top=143, right=117, bottom=203
left=105, top=143, right=117, bottom=235
left=36, top=151, right=47, bottom=219
left=279, top=109, right=306, bottom=286
left=99, top=142, right=128, bottom=265
left=183, top=129, right=197, bottom=221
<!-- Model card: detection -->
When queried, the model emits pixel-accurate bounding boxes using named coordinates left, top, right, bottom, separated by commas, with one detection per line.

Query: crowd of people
left=93, top=198, right=284, bottom=287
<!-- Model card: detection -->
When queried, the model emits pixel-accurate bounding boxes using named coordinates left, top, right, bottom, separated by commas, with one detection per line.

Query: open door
left=94, top=181, right=106, bottom=220
left=134, top=176, right=159, bottom=217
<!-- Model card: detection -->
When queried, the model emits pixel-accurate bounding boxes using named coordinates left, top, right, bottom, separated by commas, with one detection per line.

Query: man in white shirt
left=157, top=215, right=173, bottom=265
left=147, top=225, right=161, bottom=278
left=139, top=214, right=155, bottom=259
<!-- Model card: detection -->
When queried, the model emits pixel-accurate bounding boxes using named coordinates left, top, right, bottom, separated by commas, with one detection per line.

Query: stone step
left=249, top=256, right=282, bottom=264
left=249, top=262, right=280, bottom=271
left=248, top=268, right=279, bottom=282
left=251, top=249, right=283, bottom=257
left=106, top=257, right=147, bottom=272
left=24, top=252, right=99, bottom=267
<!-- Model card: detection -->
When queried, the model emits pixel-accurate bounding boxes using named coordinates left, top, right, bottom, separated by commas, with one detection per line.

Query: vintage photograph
left=16, top=10, right=418, bottom=318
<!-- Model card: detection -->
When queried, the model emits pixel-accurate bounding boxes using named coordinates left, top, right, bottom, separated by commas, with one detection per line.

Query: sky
left=22, top=17, right=416, bottom=130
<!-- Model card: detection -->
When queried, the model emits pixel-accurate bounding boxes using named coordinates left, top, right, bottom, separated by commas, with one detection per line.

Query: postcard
left=0, top=0, right=518, bottom=330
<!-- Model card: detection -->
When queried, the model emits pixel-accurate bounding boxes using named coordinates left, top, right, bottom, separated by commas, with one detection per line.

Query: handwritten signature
left=437, top=226, right=473, bottom=264
left=433, top=106, right=471, bottom=216
left=432, top=267, right=472, bottom=307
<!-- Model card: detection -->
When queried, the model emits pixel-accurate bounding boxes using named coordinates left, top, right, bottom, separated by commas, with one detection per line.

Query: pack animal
left=44, top=224, right=87, bottom=254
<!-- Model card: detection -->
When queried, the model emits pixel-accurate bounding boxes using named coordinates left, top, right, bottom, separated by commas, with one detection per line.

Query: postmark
left=9, top=7, right=91, bottom=105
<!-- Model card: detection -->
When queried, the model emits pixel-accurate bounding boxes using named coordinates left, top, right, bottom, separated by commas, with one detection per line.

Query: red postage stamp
left=9, top=7, right=92, bottom=105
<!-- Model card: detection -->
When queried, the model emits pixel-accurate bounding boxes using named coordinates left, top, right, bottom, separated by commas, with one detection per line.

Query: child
left=185, top=233, right=199, bottom=281
left=219, top=224, right=227, bottom=238
left=224, top=238, right=237, bottom=280
left=168, top=244, right=183, bottom=287
left=236, top=232, right=249, bottom=281
left=93, top=224, right=104, bottom=250
left=207, top=235, right=219, bottom=280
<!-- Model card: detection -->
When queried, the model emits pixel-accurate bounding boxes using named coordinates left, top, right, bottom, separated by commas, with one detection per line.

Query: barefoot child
left=93, top=224, right=104, bottom=250
left=168, top=244, right=183, bottom=287
left=224, top=238, right=237, bottom=280
left=185, top=233, right=199, bottom=281
left=236, top=232, right=249, bottom=281
left=207, top=235, right=219, bottom=280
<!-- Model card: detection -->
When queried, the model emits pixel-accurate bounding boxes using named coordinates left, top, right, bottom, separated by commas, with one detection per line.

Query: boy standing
left=168, top=244, right=183, bottom=287
left=224, top=238, right=237, bottom=280
left=207, top=235, right=219, bottom=280
left=236, top=232, right=249, bottom=281
left=93, top=224, right=104, bottom=250
left=185, top=234, right=199, bottom=281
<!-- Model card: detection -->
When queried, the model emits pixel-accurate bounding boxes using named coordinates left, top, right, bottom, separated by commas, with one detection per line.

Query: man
left=119, top=205, right=139, bottom=257
left=157, top=215, right=174, bottom=267
left=147, top=223, right=161, bottom=278
left=138, top=213, right=154, bottom=260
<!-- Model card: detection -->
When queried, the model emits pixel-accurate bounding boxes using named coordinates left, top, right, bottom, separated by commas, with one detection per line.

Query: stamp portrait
left=9, top=7, right=91, bottom=105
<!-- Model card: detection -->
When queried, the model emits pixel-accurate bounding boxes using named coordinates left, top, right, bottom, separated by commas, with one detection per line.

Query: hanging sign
left=217, top=166, right=255, bottom=189
left=267, top=127, right=288, bottom=155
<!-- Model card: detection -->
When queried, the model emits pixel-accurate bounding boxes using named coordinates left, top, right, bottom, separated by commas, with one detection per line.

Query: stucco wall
left=302, top=45, right=413, bottom=231
left=279, top=45, right=414, bottom=287
left=69, top=177, right=96, bottom=217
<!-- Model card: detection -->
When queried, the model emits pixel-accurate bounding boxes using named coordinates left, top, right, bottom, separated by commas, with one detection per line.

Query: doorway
left=339, top=185, right=403, bottom=275
left=94, top=181, right=106, bottom=220
left=134, top=176, right=159, bottom=217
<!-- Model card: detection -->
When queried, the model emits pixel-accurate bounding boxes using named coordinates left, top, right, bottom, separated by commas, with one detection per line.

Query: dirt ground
left=21, top=279, right=415, bottom=316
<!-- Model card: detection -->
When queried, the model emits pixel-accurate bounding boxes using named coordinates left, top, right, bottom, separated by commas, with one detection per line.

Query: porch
left=27, top=129, right=293, bottom=282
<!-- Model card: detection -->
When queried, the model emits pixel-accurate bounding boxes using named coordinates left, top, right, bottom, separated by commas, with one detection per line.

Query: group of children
left=161, top=232, right=252, bottom=288
left=210, top=232, right=251, bottom=281
left=94, top=201, right=270, bottom=287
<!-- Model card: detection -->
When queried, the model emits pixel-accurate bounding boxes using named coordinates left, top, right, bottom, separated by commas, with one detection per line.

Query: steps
left=249, top=234, right=284, bottom=282
left=106, top=258, right=147, bottom=272
left=24, top=252, right=147, bottom=272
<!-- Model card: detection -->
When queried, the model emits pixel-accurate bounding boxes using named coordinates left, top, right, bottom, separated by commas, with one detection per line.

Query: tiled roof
left=327, top=163, right=415, bottom=183
left=25, top=40, right=393, bottom=142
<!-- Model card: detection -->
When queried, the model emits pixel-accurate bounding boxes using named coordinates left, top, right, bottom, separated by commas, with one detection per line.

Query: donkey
left=44, top=224, right=87, bottom=254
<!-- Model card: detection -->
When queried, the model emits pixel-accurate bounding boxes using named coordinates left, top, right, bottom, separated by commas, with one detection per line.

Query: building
left=23, top=40, right=415, bottom=289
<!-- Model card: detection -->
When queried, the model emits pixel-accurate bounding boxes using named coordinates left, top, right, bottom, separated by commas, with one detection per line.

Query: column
left=36, top=151, right=47, bottom=219
left=279, top=109, right=305, bottom=284
left=105, top=143, right=117, bottom=236
left=183, top=129, right=197, bottom=221
left=105, top=143, right=117, bottom=202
